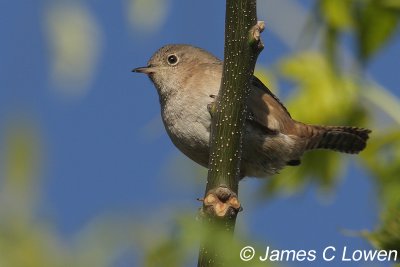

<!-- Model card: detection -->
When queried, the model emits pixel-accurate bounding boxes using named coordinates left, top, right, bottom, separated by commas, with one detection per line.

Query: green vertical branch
left=197, top=0, right=264, bottom=266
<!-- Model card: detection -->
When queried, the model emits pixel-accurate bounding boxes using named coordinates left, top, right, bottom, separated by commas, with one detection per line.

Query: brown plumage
left=249, top=76, right=370, bottom=156
left=134, top=44, right=371, bottom=178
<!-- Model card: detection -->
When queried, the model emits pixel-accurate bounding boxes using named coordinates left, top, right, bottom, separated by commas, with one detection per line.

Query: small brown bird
left=133, top=44, right=370, bottom=178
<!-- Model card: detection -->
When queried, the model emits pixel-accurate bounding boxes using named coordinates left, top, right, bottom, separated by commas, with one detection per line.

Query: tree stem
left=197, top=0, right=264, bottom=266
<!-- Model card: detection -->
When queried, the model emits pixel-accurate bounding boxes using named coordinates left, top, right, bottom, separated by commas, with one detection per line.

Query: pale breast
left=161, top=94, right=211, bottom=167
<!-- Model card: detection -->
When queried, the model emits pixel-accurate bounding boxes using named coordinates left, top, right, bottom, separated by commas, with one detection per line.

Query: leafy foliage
left=356, top=0, right=400, bottom=62
left=0, top=120, right=140, bottom=267
left=144, top=215, right=273, bottom=267
left=257, top=0, right=400, bottom=258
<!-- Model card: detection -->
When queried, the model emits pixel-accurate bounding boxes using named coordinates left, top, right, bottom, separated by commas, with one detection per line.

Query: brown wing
left=247, top=76, right=297, bottom=134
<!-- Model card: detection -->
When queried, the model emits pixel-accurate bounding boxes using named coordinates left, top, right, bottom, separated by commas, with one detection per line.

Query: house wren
left=133, top=44, right=370, bottom=178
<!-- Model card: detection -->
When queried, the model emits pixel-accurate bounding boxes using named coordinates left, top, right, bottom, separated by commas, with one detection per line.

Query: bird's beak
left=132, top=65, right=156, bottom=74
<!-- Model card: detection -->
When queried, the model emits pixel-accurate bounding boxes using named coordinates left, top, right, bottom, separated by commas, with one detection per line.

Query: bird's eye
left=167, top=54, right=179, bottom=65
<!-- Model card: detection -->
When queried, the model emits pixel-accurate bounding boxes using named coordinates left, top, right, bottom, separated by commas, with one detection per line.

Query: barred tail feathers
left=303, top=125, right=371, bottom=154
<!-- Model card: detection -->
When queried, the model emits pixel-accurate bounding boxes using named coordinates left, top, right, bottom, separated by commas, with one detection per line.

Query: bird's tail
left=302, top=124, right=371, bottom=154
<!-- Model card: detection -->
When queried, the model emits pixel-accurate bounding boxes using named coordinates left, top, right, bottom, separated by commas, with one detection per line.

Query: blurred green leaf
left=45, top=3, right=102, bottom=97
left=0, top=116, right=142, bottom=267
left=0, top=118, right=43, bottom=221
left=356, top=0, right=399, bottom=61
left=0, top=224, right=66, bottom=267
left=382, top=0, right=400, bottom=9
left=324, top=25, right=339, bottom=70
left=256, top=0, right=400, bottom=256
left=365, top=205, right=400, bottom=254
left=361, top=130, right=400, bottom=203
left=359, top=126, right=400, bottom=252
left=143, top=214, right=274, bottom=267
left=128, top=0, right=169, bottom=33
left=280, top=52, right=364, bottom=125
left=362, top=82, right=400, bottom=125
left=263, top=151, right=343, bottom=197
left=3, top=121, right=41, bottom=190
left=320, top=0, right=354, bottom=30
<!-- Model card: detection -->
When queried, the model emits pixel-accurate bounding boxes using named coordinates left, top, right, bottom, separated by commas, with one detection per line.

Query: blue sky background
left=1, top=1, right=399, bottom=266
